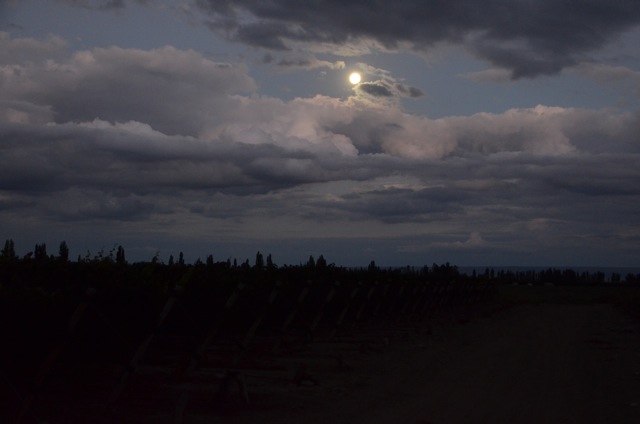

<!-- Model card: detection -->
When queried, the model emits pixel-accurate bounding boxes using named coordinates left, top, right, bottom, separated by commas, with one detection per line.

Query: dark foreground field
left=254, top=285, right=640, bottom=424
left=3, top=278, right=640, bottom=423
left=195, top=285, right=640, bottom=424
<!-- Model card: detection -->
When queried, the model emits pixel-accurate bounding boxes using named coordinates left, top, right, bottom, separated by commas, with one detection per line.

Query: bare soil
left=203, top=286, right=640, bottom=424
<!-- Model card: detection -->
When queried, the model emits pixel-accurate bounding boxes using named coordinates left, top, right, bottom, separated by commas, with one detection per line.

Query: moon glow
left=349, top=72, right=361, bottom=85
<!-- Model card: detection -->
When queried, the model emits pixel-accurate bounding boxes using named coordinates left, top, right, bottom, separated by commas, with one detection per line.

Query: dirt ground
left=204, top=286, right=640, bottom=424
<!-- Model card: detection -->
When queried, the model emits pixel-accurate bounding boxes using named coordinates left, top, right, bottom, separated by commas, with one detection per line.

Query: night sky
left=1, top=0, right=639, bottom=267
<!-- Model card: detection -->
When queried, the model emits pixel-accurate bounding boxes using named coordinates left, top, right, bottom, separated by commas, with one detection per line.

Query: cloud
left=2, top=35, right=638, bottom=162
left=449, top=105, right=640, bottom=155
left=262, top=53, right=345, bottom=71
left=395, top=84, right=424, bottom=98
left=3, top=110, right=640, bottom=265
left=574, top=62, right=640, bottom=82
left=55, top=0, right=152, bottom=11
left=196, top=0, right=640, bottom=78
left=0, top=100, right=54, bottom=125
left=453, top=231, right=486, bottom=249
left=400, top=231, right=487, bottom=253
left=2, top=35, right=640, bottom=264
left=461, top=68, right=513, bottom=83
left=350, top=63, right=424, bottom=105
left=0, top=35, right=256, bottom=136
left=3, top=100, right=639, bottom=223
left=570, top=62, right=640, bottom=95
left=357, top=82, right=394, bottom=98
left=55, top=0, right=126, bottom=11
left=0, top=31, right=68, bottom=65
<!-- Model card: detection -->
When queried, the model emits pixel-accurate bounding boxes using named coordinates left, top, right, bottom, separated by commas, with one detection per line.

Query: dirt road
left=212, top=289, right=640, bottom=424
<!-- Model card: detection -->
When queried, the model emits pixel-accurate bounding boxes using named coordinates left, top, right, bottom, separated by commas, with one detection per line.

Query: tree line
left=1, top=238, right=638, bottom=285
left=2, top=239, right=126, bottom=264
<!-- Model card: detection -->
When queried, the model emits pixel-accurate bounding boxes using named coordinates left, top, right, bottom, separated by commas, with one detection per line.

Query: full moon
left=349, top=72, right=361, bottom=85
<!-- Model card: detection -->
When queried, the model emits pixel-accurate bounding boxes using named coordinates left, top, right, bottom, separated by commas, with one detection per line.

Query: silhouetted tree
left=1, top=239, right=16, bottom=260
left=206, top=254, right=214, bottom=267
left=58, top=241, right=69, bottom=262
left=316, top=254, right=327, bottom=270
left=255, top=251, right=264, bottom=269
left=368, top=260, right=378, bottom=272
left=34, top=243, right=47, bottom=261
left=307, top=255, right=316, bottom=268
left=266, top=253, right=275, bottom=270
left=168, top=254, right=175, bottom=266
left=178, top=252, right=185, bottom=266
left=431, top=262, right=459, bottom=282
left=116, top=245, right=126, bottom=264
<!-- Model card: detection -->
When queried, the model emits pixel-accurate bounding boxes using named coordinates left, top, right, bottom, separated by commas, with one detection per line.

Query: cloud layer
left=196, top=0, right=640, bottom=78
left=1, top=32, right=639, bottom=265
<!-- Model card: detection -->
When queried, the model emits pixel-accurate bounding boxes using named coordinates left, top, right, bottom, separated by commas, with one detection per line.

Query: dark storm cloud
left=196, top=0, right=640, bottom=78
left=358, top=82, right=394, bottom=98
left=395, top=83, right=425, bottom=98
